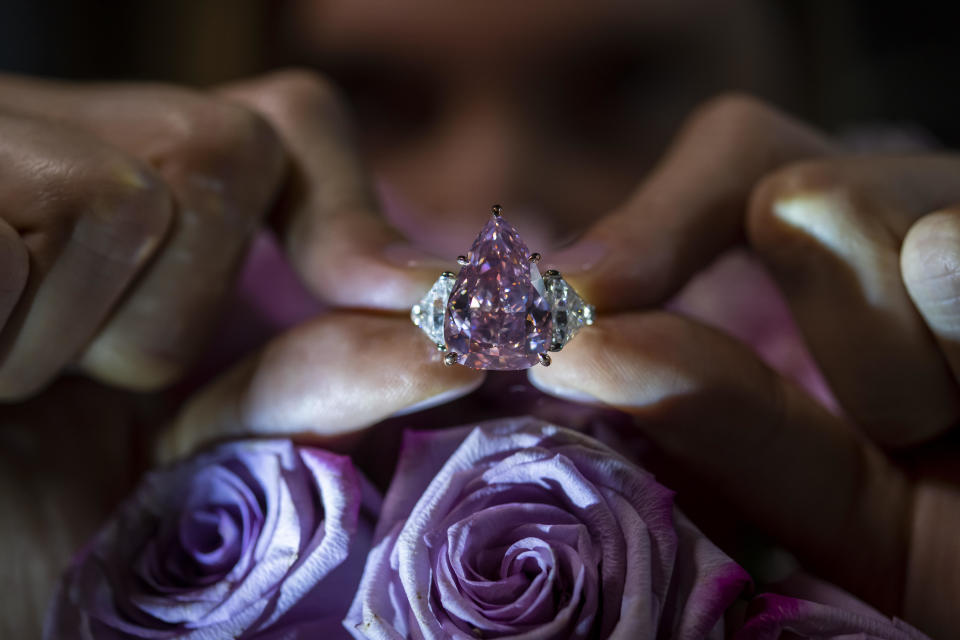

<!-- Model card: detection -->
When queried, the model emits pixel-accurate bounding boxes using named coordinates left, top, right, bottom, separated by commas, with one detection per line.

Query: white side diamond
left=543, top=272, right=595, bottom=350
left=411, top=271, right=457, bottom=349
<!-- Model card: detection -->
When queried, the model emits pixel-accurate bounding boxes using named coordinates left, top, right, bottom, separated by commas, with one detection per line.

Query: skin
left=0, top=0, right=958, bottom=637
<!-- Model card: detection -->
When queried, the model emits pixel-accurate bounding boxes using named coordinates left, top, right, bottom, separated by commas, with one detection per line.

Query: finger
left=901, top=207, right=960, bottom=384
left=219, top=69, right=448, bottom=310
left=748, top=156, right=960, bottom=446
left=0, top=73, right=287, bottom=389
left=0, top=218, right=28, bottom=330
left=0, top=111, right=171, bottom=400
left=528, top=312, right=911, bottom=614
left=158, top=312, right=484, bottom=462
left=550, top=94, right=835, bottom=310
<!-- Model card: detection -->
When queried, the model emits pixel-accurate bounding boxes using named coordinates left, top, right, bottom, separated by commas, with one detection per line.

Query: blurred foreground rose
left=735, top=594, right=931, bottom=640
left=46, top=440, right=379, bottom=639
left=346, top=417, right=750, bottom=639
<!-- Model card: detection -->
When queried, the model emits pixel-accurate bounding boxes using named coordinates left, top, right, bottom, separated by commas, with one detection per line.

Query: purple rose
left=46, top=440, right=379, bottom=639
left=734, top=594, right=931, bottom=640
left=345, top=417, right=749, bottom=639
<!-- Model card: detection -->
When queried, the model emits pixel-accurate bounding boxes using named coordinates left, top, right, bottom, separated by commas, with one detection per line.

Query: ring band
left=411, top=205, right=595, bottom=370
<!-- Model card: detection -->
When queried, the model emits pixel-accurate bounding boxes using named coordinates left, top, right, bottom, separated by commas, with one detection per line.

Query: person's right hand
left=0, top=70, right=448, bottom=400
left=518, top=95, right=960, bottom=639
left=0, top=73, right=279, bottom=398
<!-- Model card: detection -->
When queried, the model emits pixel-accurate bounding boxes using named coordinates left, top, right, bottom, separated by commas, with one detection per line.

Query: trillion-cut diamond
left=411, top=271, right=457, bottom=349
left=543, top=272, right=595, bottom=350
left=445, top=215, right=552, bottom=369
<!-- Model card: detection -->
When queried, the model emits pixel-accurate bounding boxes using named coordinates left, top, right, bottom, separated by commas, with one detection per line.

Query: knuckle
left=88, top=156, right=174, bottom=261
left=251, top=69, right=347, bottom=125
left=44, top=152, right=174, bottom=268
left=686, top=92, right=775, bottom=138
left=161, top=94, right=285, bottom=186
left=746, top=160, right=855, bottom=262
left=259, top=68, right=345, bottom=118
left=682, top=92, right=832, bottom=164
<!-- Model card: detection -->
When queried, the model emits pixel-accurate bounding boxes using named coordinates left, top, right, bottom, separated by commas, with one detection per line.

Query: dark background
left=1, top=1, right=959, bottom=145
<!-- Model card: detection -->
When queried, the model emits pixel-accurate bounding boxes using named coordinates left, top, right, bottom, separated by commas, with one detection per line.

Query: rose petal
left=47, top=440, right=379, bottom=639
left=662, top=511, right=751, bottom=640
left=735, top=594, right=932, bottom=640
left=347, top=417, right=748, bottom=640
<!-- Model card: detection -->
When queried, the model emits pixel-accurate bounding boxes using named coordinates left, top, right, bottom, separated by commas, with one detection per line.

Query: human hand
left=159, top=312, right=484, bottom=464
left=530, top=310, right=960, bottom=638
left=517, top=94, right=960, bottom=638
left=0, top=69, right=447, bottom=400
left=296, top=90, right=960, bottom=445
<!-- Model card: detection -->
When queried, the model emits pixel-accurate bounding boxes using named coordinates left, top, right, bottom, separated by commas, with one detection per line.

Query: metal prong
left=436, top=343, right=446, bottom=352
left=441, top=270, right=456, bottom=278
left=491, top=204, right=503, bottom=217
left=528, top=252, right=541, bottom=264
left=457, top=255, right=469, bottom=266
left=443, top=352, right=460, bottom=366
left=543, top=269, right=560, bottom=278
left=538, top=353, right=552, bottom=366
left=548, top=342, right=563, bottom=352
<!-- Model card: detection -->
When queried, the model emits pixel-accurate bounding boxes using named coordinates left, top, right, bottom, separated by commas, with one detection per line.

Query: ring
left=411, top=204, right=595, bottom=370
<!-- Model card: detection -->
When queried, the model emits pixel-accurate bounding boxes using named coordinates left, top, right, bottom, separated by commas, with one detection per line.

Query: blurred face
left=282, top=0, right=788, bottom=246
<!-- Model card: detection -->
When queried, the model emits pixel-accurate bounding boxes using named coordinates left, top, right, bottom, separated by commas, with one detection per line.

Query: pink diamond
left=445, top=215, right=553, bottom=370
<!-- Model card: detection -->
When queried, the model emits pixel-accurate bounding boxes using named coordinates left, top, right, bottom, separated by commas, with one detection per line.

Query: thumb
left=527, top=311, right=910, bottom=614
left=901, top=206, right=960, bottom=384
left=158, top=312, right=484, bottom=463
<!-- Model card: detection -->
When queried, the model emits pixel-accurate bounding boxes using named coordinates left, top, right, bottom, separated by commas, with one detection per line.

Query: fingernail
left=547, top=240, right=608, bottom=274
left=390, top=376, right=486, bottom=417
left=527, top=368, right=602, bottom=405
left=383, top=242, right=453, bottom=271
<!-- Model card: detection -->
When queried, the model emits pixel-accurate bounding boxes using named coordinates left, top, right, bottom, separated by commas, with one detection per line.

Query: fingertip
left=392, top=319, right=487, bottom=410
left=291, top=212, right=450, bottom=310
left=901, top=208, right=960, bottom=308
left=159, top=314, right=486, bottom=463
left=308, top=252, right=450, bottom=310
left=390, top=368, right=485, bottom=417
left=546, top=239, right=617, bottom=313
left=901, top=208, right=960, bottom=341
left=528, top=313, right=701, bottom=410
left=547, top=220, right=678, bottom=311
left=527, top=357, right=603, bottom=406
left=156, top=356, right=254, bottom=464
left=548, top=239, right=611, bottom=279
left=901, top=206, right=960, bottom=395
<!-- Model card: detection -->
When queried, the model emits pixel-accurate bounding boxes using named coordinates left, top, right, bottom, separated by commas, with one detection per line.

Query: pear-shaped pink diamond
left=444, top=215, right=553, bottom=369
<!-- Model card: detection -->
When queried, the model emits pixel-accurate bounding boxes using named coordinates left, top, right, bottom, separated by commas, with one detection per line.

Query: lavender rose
left=734, top=594, right=932, bottom=640
left=345, top=417, right=749, bottom=639
left=46, top=440, right=379, bottom=639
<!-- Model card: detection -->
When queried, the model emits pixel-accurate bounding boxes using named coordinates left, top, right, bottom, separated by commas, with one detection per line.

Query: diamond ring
left=411, top=204, right=595, bottom=370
